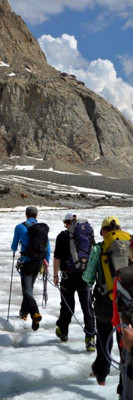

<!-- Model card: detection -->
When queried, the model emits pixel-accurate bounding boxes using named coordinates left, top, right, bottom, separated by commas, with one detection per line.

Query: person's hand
left=40, top=259, right=49, bottom=274
left=130, top=236, right=133, bottom=247
left=43, top=259, right=49, bottom=271
left=123, top=325, right=133, bottom=353
left=129, top=236, right=133, bottom=260
left=54, top=275, right=59, bottom=286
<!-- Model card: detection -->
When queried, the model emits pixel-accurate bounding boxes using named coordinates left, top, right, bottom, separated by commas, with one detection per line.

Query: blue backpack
left=67, top=220, right=94, bottom=272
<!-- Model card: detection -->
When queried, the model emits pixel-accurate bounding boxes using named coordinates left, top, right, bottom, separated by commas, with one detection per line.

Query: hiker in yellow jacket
left=82, top=215, right=130, bottom=391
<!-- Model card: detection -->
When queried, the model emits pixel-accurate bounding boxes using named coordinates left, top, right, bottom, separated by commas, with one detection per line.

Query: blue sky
left=8, top=0, right=133, bottom=123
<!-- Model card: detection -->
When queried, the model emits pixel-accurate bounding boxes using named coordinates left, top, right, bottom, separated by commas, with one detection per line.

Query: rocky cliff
left=0, top=0, right=133, bottom=177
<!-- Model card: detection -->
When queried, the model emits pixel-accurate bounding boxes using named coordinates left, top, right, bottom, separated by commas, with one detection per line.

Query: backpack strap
left=23, top=221, right=35, bottom=228
left=21, top=221, right=36, bottom=255
left=100, top=245, right=114, bottom=300
left=69, top=220, right=81, bottom=269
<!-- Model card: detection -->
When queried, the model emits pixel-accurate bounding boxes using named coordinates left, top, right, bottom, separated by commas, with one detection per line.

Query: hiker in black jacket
left=53, top=212, right=95, bottom=351
left=11, top=206, right=51, bottom=331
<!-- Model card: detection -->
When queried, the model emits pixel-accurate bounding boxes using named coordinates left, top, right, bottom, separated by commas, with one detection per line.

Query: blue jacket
left=11, top=217, right=51, bottom=263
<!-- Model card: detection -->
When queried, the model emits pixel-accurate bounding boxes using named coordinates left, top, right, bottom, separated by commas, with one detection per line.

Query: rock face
left=0, top=0, right=46, bottom=68
left=0, top=0, right=133, bottom=176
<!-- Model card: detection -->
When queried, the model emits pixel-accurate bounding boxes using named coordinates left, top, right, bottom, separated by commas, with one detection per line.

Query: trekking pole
left=7, top=252, right=15, bottom=321
left=42, top=269, right=48, bottom=309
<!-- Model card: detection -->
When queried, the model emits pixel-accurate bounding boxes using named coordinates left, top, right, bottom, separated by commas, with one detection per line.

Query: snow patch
left=0, top=61, right=10, bottom=67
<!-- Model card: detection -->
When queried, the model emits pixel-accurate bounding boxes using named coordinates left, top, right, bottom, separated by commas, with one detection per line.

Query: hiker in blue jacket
left=11, top=206, right=51, bottom=331
left=53, top=212, right=95, bottom=351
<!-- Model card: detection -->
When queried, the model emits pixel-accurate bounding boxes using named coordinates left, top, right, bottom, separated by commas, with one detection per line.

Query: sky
left=1, top=205, right=133, bottom=399
left=8, top=0, right=133, bottom=123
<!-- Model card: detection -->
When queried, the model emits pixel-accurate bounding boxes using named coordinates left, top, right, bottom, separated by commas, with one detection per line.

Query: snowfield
left=0, top=206, right=132, bottom=400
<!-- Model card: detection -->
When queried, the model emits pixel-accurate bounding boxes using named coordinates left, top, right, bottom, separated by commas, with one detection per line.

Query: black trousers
left=94, top=318, right=121, bottom=381
left=56, top=272, right=95, bottom=337
left=20, top=272, right=39, bottom=317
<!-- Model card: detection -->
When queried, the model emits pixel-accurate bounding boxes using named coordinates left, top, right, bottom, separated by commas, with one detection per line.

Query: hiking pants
left=56, top=272, right=95, bottom=337
left=94, top=318, right=121, bottom=381
left=120, top=349, right=133, bottom=400
left=20, top=272, right=39, bottom=317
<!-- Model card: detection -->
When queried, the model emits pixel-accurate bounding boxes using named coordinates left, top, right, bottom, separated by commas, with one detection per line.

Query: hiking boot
left=90, top=362, right=106, bottom=386
left=85, top=337, right=95, bottom=352
left=55, top=326, right=68, bottom=342
left=117, top=382, right=122, bottom=396
left=32, top=313, right=42, bottom=331
left=19, top=310, right=28, bottom=321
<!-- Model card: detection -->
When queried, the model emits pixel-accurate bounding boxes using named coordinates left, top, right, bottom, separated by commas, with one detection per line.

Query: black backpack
left=23, top=222, right=49, bottom=261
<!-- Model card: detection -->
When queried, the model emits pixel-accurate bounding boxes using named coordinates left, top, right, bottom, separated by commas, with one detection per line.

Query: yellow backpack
left=100, top=230, right=131, bottom=300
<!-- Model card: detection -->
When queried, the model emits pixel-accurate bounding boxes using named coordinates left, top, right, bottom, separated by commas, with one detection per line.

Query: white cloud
left=84, top=11, right=112, bottom=32
left=118, top=54, right=133, bottom=77
left=39, top=33, right=133, bottom=123
left=9, top=0, right=93, bottom=24
left=96, top=0, right=133, bottom=11
left=122, top=16, right=133, bottom=29
left=9, top=0, right=133, bottom=26
left=39, top=34, right=88, bottom=70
